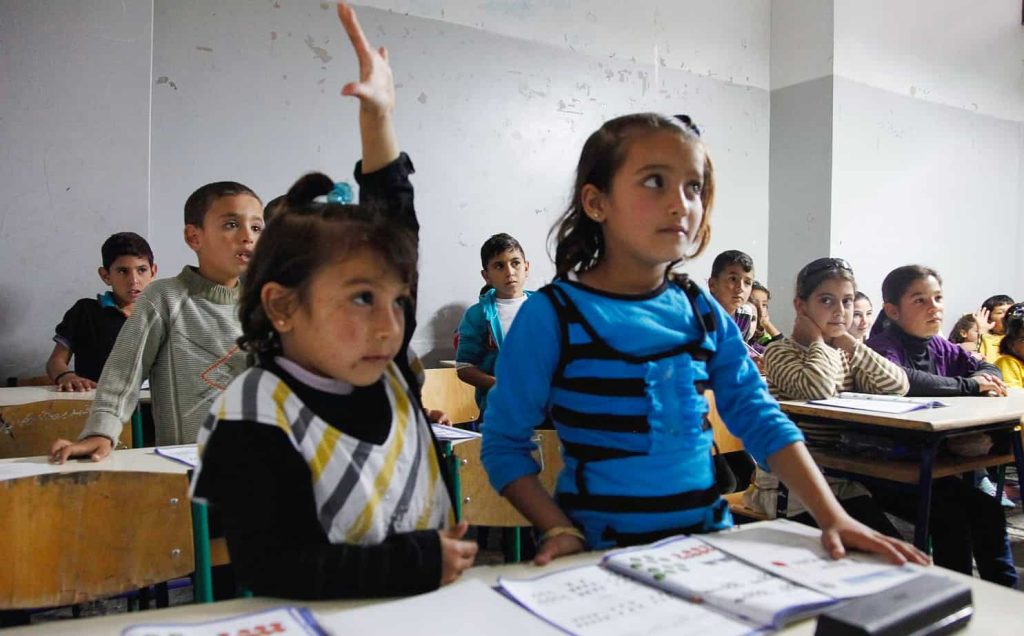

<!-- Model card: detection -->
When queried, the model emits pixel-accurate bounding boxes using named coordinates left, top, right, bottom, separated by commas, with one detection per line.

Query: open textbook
left=808, top=391, right=948, bottom=414
left=499, top=519, right=923, bottom=634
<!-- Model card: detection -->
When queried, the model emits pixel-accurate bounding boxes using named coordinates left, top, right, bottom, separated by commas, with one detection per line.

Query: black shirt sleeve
left=905, top=368, right=980, bottom=397
left=54, top=299, right=87, bottom=351
left=193, top=421, right=442, bottom=599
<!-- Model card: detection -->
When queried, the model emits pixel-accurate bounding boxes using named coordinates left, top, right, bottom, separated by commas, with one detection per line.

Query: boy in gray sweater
left=50, top=182, right=263, bottom=462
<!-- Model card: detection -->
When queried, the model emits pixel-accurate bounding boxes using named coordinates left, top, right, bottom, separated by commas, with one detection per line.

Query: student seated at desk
left=191, top=4, right=476, bottom=600
left=994, top=303, right=1024, bottom=389
left=746, top=258, right=907, bottom=539
left=707, top=250, right=765, bottom=364
left=865, top=265, right=1017, bottom=588
left=46, top=232, right=157, bottom=392
left=456, top=232, right=532, bottom=417
left=847, top=291, right=874, bottom=343
left=49, top=189, right=263, bottom=461
left=749, top=280, right=784, bottom=347
left=976, top=294, right=1015, bottom=364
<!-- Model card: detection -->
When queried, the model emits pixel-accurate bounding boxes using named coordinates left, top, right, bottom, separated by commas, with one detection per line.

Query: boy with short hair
left=50, top=182, right=263, bottom=463
left=456, top=233, right=531, bottom=416
left=46, top=232, right=157, bottom=392
left=978, top=294, right=1015, bottom=363
left=749, top=280, right=783, bottom=346
left=707, top=249, right=763, bottom=356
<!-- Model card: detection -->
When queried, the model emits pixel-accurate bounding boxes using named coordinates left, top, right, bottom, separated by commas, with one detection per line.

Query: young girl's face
left=886, top=275, right=944, bottom=338
left=591, top=130, right=705, bottom=272
left=798, top=278, right=855, bottom=339
left=278, top=249, right=410, bottom=386
left=848, top=298, right=874, bottom=340
left=962, top=322, right=980, bottom=344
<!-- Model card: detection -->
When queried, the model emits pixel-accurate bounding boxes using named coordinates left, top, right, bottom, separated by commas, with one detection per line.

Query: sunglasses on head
left=798, top=257, right=854, bottom=283
left=674, top=114, right=701, bottom=137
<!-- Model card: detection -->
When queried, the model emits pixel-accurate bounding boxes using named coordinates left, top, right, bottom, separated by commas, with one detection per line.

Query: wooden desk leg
left=191, top=501, right=214, bottom=604
left=913, top=439, right=941, bottom=550
left=131, top=407, right=144, bottom=448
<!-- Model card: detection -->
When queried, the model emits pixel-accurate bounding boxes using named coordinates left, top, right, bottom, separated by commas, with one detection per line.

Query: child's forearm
left=359, top=110, right=398, bottom=174
left=766, top=442, right=845, bottom=527
left=456, top=366, right=495, bottom=390
left=46, top=345, right=72, bottom=381
left=501, top=474, right=575, bottom=532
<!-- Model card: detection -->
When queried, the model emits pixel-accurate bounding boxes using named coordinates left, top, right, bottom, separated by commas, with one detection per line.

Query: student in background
left=456, top=233, right=531, bottom=416
left=977, top=294, right=1016, bottom=363
left=708, top=250, right=764, bottom=361
left=948, top=313, right=983, bottom=359
left=867, top=266, right=1006, bottom=397
left=191, top=5, right=476, bottom=598
left=994, top=303, right=1024, bottom=389
left=865, top=265, right=1017, bottom=587
left=847, top=291, right=874, bottom=342
left=481, top=112, right=926, bottom=567
left=749, top=280, right=783, bottom=346
left=46, top=232, right=157, bottom=392
left=747, top=258, right=906, bottom=534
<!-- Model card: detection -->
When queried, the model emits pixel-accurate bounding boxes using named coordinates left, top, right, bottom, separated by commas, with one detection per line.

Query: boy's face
left=482, top=248, right=529, bottom=299
left=185, top=194, right=264, bottom=287
left=990, top=303, right=1011, bottom=335
left=708, top=263, right=754, bottom=315
left=99, top=255, right=157, bottom=308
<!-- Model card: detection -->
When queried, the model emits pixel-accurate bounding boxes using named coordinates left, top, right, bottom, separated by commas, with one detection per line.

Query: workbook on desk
left=121, top=606, right=323, bottom=636
left=808, top=392, right=948, bottom=414
left=154, top=444, right=199, bottom=468
left=498, top=519, right=922, bottom=634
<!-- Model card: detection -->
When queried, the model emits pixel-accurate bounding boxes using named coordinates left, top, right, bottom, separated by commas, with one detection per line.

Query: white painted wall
left=769, top=0, right=833, bottom=90
left=0, top=0, right=152, bottom=379
left=834, top=0, right=1024, bottom=122
left=0, top=0, right=771, bottom=377
left=830, top=77, right=1024, bottom=324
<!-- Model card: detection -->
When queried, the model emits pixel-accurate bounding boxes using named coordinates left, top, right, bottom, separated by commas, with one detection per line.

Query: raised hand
left=337, top=2, right=394, bottom=117
left=974, top=307, right=994, bottom=336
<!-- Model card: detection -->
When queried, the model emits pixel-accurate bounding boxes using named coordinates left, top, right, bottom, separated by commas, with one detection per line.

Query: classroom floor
left=20, top=474, right=1024, bottom=625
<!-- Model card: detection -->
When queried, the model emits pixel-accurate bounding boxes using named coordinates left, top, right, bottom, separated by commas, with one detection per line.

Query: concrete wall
left=0, top=0, right=771, bottom=377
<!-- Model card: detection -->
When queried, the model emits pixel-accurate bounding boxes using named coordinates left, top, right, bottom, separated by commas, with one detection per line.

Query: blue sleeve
left=455, top=304, right=487, bottom=365
left=703, top=290, right=803, bottom=468
left=481, top=293, right=561, bottom=493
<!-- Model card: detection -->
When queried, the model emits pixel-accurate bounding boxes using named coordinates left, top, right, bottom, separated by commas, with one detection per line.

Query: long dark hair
left=869, top=264, right=942, bottom=338
left=549, top=113, right=715, bottom=278
left=998, top=303, right=1024, bottom=358
left=237, top=172, right=418, bottom=353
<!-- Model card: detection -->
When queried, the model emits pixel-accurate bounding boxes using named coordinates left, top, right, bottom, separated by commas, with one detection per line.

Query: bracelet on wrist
left=539, top=525, right=585, bottom=545
left=53, top=370, right=75, bottom=383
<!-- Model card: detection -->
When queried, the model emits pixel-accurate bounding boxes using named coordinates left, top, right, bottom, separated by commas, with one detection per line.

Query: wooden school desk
left=4, top=534, right=1022, bottom=636
left=0, top=446, right=218, bottom=605
left=0, top=385, right=153, bottom=448
left=778, top=390, right=1024, bottom=549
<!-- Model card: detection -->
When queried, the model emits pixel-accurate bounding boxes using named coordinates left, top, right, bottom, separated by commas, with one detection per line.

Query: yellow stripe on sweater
left=346, top=367, right=409, bottom=543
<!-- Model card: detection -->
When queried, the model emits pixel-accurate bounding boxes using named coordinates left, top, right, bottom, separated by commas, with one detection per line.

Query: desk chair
left=706, top=391, right=772, bottom=522
left=421, top=368, right=480, bottom=426
left=0, top=471, right=194, bottom=610
left=452, top=431, right=563, bottom=562
left=0, top=400, right=133, bottom=459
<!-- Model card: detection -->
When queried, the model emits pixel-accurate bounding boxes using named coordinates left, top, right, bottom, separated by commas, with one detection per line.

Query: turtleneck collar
left=178, top=266, right=240, bottom=305
left=886, top=322, right=934, bottom=372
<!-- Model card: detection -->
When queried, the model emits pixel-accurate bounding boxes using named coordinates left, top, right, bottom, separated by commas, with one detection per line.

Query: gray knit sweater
left=81, top=266, right=247, bottom=446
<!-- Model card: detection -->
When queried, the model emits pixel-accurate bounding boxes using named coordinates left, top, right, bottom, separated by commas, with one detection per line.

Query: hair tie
left=674, top=114, right=701, bottom=136
left=313, top=181, right=354, bottom=205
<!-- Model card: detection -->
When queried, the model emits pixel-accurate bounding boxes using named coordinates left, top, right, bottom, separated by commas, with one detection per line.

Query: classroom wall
left=0, top=0, right=153, bottom=380
left=0, top=0, right=773, bottom=377
left=829, top=0, right=1024, bottom=324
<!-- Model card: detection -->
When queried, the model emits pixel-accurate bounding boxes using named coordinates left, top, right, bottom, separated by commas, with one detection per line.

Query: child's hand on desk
left=534, top=529, right=585, bottom=566
left=49, top=435, right=113, bottom=464
left=438, top=521, right=478, bottom=584
left=973, top=373, right=1007, bottom=397
left=56, top=373, right=96, bottom=392
left=819, top=515, right=930, bottom=566
left=424, top=408, right=452, bottom=425
left=337, top=2, right=394, bottom=117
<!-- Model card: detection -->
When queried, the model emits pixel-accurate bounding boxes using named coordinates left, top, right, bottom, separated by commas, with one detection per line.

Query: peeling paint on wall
left=155, top=76, right=177, bottom=90
left=304, top=35, right=333, bottom=63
